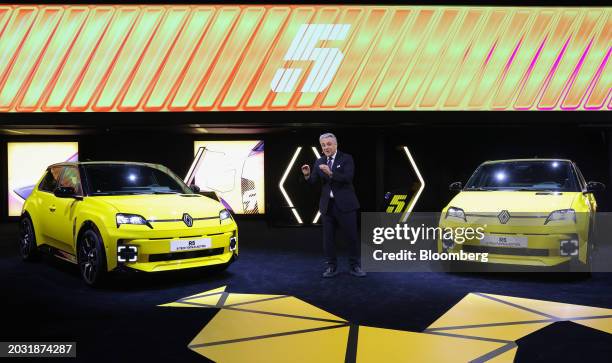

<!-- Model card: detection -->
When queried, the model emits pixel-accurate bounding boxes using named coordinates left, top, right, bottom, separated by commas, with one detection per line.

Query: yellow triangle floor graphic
left=158, top=301, right=213, bottom=308
left=483, top=293, right=612, bottom=319
left=191, top=325, right=349, bottom=363
left=486, top=346, right=517, bottom=363
left=161, top=288, right=612, bottom=363
left=223, top=293, right=285, bottom=306
left=181, top=285, right=227, bottom=301
left=189, top=308, right=345, bottom=346
left=181, top=293, right=222, bottom=306
left=158, top=286, right=226, bottom=308
left=443, top=322, right=552, bottom=341
left=356, top=326, right=506, bottom=363
left=233, top=296, right=346, bottom=322
left=428, top=293, right=549, bottom=329
left=573, top=317, right=612, bottom=334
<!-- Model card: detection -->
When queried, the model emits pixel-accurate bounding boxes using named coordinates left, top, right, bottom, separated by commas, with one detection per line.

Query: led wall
left=7, top=142, right=78, bottom=216
left=0, top=5, right=608, bottom=112
left=186, top=141, right=264, bottom=214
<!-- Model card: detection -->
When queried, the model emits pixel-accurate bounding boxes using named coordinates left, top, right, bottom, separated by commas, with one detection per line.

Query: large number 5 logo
left=386, top=194, right=408, bottom=213
left=271, top=24, right=350, bottom=93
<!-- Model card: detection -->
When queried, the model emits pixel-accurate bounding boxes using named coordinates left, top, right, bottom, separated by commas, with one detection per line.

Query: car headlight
left=545, top=209, right=576, bottom=224
left=116, top=213, right=150, bottom=228
left=445, top=207, right=466, bottom=222
left=219, top=209, right=232, bottom=223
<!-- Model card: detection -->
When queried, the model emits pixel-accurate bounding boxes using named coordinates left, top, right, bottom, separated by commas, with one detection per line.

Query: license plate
left=170, top=238, right=211, bottom=252
left=480, top=235, right=527, bottom=248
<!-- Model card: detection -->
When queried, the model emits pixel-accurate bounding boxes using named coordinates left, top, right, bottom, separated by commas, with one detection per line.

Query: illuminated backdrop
left=7, top=142, right=78, bottom=216
left=186, top=141, right=265, bottom=214
left=0, top=5, right=609, bottom=112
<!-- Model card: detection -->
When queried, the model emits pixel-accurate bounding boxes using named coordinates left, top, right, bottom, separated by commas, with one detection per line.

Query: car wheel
left=19, top=216, right=39, bottom=261
left=77, top=229, right=107, bottom=286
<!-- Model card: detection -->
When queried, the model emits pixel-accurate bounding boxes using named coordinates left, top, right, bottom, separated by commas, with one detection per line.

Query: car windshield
left=464, top=161, right=580, bottom=192
left=83, top=164, right=192, bottom=195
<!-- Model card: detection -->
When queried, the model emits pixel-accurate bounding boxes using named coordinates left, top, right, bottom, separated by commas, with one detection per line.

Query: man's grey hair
left=319, top=133, right=337, bottom=143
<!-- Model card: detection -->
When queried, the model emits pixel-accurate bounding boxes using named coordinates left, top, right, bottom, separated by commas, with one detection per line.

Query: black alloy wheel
left=78, top=229, right=107, bottom=286
left=19, top=217, right=39, bottom=261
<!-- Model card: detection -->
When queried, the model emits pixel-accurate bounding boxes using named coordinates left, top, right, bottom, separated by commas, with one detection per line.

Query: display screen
left=0, top=6, right=608, bottom=112
left=7, top=142, right=78, bottom=216
left=186, top=141, right=264, bottom=214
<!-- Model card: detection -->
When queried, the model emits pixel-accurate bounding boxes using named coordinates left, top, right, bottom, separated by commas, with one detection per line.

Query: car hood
left=448, top=191, right=577, bottom=213
left=92, top=194, right=223, bottom=220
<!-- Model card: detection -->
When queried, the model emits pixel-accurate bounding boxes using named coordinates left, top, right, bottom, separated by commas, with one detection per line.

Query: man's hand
left=319, top=164, right=332, bottom=176
left=301, top=164, right=310, bottom=177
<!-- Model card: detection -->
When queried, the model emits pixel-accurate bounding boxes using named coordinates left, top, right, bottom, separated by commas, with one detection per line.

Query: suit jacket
left=306, top=150, right=360, bottom=214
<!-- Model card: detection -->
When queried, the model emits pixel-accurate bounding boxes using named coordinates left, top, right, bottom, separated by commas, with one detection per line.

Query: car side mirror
left=449, top=182, right=463, bottom=191
left=586, top=181, right=605, bottom=193
left=190, top=184, right=201, bottom=193
left=54, top=186, right=81, bottom=199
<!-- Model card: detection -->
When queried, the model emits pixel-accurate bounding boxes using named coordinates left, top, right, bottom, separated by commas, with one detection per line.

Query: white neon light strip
left=279, top=147, right=303, bottom=224
left=311, top=147, right=322, bottom=224
left=401, top=146, right=425, bottom=222
left=184, top=146, right=205, bottom=184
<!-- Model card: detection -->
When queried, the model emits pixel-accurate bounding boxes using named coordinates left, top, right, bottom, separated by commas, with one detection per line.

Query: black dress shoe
left=349, top=265, right=366, bottom=277
left=322, top=265, right=338, bottom=278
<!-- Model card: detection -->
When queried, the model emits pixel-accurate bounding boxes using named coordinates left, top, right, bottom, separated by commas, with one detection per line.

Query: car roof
left=482, top=158, right=573, bottom=165
left=48, top=161, right=162, bottom=168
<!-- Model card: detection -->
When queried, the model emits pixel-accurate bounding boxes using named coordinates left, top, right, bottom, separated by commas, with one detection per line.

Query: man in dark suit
left=301, top=133, right=366, bottom=278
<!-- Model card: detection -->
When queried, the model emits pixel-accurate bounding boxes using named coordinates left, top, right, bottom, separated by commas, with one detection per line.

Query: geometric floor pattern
left=160, top=287, right=612, bottom=362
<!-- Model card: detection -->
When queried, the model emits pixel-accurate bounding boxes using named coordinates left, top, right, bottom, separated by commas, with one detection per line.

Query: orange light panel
left=0, top=5, right=609, bottom=112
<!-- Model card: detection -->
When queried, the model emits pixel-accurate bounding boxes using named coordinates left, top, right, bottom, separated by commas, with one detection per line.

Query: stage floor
left=1, top=222, right=611, bottom=362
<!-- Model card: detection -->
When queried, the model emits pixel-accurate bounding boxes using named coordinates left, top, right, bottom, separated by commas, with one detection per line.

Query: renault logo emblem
left=498, top=210, right=511, bottom=224
left=182, top=213, right=193, bottom=227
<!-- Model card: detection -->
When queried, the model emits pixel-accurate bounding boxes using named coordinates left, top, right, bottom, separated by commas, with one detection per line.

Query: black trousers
left=322, top=198, right=360, bottom=267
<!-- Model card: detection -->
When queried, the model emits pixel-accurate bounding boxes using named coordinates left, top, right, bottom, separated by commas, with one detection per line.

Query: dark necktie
left=327, top=157, right=334, bottom=197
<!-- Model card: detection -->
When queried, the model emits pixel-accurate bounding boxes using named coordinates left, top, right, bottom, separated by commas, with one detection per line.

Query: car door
left=573, top=164, right=597, bottom=253
left=36, top=165, right=64, bottom=248
left=46, top=166, right=84, bottom=253
left=574, top=165, right=596, bottom=213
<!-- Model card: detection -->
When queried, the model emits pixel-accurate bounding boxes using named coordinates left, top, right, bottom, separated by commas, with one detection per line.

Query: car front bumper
left=438, top=220, right=588, bottom=267
left=103, top=222, right=238, bottom=272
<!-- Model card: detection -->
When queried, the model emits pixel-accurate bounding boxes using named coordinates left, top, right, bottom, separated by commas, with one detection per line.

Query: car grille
left=148, top=247, right=225, bottom=262
left=462, top=245, right=549, bottom=257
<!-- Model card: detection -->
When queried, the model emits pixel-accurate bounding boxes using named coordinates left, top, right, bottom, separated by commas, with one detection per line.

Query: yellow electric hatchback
left=19, top=162, right=238, bottom=285
left=439, top=159, right=604, bottom=271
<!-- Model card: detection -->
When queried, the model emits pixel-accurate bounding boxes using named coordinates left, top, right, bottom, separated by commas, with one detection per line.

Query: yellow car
left=19, top=161, right=238, bottom=285
left=439, top=159, right=604, bottom=271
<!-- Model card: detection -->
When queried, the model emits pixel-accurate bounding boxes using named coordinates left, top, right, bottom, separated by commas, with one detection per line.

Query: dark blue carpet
left=1, top=222, right=611, bottom=362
